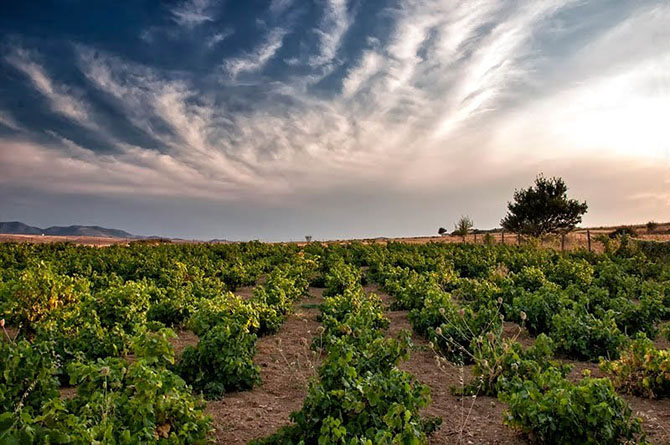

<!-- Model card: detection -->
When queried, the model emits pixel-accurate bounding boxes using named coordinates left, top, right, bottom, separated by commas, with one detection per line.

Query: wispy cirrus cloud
left=170, top=0, right=217, bottom=28
left=309, top=0, right=351, bottom=68
left=5, top=49, right=92, bottom=126
left=207, top=29, right=234, bottom=48
left=0, top=109, right=21, bottom=131
left=224, top=27, right=288, bottom=78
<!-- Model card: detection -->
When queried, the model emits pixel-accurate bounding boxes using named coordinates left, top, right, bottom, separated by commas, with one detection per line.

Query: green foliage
left=453, top=216, right=474, bottom=240
left=410, top=291, right=503, bottom=363
left=501, top=368, right=646, bottom=445
left=323, top=261, right=362, bottom=298
left=0, top=339, right=60, bottom=414
left=550, top=307, right=627, bottom=361
left=510, top=284, right=565, bottom=335
left=179, top=323, right=260, bottom=399
left=3, top=236, right=670, bottom=443
left=0, top=330, right=211, bottom=444
left=501, top=175, right=588, bottom=237
left=85, top=280, right=152, bottom=331
left=187, top=292, right=260, bottom=337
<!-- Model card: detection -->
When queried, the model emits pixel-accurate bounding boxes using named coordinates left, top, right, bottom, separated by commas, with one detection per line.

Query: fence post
left=561, top=233, right=566, bottom=252
left=501, top=230, right=505, bottom=245
left=517, top=233, right=521, bottom=245
left=474, top=232, right=478, bottom=244
left=587, top=230, right=592, bottom=252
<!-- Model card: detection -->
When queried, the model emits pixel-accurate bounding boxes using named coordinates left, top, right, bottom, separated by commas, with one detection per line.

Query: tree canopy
left=453, top=216, right=474, bottom=240
left=501, top=175, right=587, bottom=237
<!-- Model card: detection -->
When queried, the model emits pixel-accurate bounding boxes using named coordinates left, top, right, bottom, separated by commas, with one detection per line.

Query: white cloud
left=309, top=0, right=351, bottom=68
left=0, top=110, right=21, bottom=131
left=207, top=29, right=233, bottom=48
left=170, top=0, right=216, bottom=28
left=342, top=51, right=383, bottom=98
left=224, top=28, right=288, bottom=78
left=6, top=49, right=92, bottom=126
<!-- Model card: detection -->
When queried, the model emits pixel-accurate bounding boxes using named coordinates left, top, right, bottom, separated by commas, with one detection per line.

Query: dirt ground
left=205, top=288, right=324, bottom=444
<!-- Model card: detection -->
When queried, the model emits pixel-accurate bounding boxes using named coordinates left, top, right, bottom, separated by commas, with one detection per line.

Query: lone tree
left=453, top=216, right=474, bottom=241
left=501, top=175, right=587, bottom=237
left=438, top=227, right=448, bottom=236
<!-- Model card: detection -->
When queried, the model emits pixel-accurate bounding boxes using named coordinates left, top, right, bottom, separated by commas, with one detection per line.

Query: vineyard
left=2, top=238, right=670, bottom=444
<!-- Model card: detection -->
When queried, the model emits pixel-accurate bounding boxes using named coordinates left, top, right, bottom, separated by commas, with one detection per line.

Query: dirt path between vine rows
left=365, top=284, right=526, bottom=445
left=205, top=288, right=324, bottom=444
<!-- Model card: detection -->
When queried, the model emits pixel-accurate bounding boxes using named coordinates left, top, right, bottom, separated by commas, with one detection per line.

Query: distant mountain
left=0, top=221, right=42, bottom=235
left=0, top=221, right=137, bottom=238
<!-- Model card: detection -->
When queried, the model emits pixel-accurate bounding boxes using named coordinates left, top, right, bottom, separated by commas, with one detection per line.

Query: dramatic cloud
left=1, top=0, right=668, bottom=239
left=5, top=49, right=92, bottom=126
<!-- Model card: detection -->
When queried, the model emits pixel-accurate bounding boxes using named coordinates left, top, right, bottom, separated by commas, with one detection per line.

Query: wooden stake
left=587, top=230, right=592, bottom=252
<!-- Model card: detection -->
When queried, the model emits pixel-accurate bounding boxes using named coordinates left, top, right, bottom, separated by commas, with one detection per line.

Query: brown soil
left=1, top=325, right=19, bottom=342
left=502, top=322, right=533, bottom=348
left=235, top=286, right=256, bottom=300
left=383, top=309, right=525, bottom=444
left=170, top=329, right=200, bottom=358
left=625, top=396, right=670, bottom=442
left=205, top=288, right=324, bottom=444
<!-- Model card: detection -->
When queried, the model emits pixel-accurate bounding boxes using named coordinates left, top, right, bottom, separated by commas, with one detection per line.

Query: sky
left=0, top=0, right=669, bottom=241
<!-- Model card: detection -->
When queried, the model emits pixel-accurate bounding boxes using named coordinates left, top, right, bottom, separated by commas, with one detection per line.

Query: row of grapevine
left=254, top=261, right=440, bottom=444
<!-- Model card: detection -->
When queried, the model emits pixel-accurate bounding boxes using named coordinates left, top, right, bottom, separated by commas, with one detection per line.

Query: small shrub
left=550, top=307, right=627, bottom=361
left=502, top=368, right=646, bottom=444
left=179, top=323, right=260, bottom=399
left=601, top=335, right=670, bottom=399
left=510, top=284, right=566, bottom=336
left=0, top=263, right=90, bottom=332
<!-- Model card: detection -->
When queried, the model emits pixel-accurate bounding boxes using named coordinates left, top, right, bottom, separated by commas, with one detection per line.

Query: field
left=2, top=236, right=670, bottom=444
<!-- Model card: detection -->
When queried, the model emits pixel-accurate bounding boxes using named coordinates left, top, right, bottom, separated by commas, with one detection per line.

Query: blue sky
left=0, top=0, right=669, bottom=240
